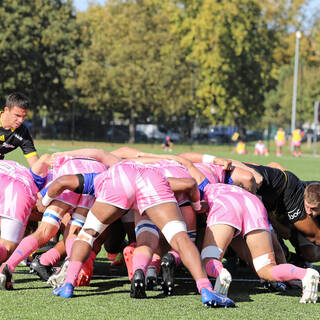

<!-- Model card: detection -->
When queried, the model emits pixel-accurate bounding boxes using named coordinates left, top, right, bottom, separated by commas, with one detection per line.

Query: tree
left=176, top=0, right=277, bottom=134
left=0, top=0, right=81, bottom=132
left=75, top=0, right=197, bottom=141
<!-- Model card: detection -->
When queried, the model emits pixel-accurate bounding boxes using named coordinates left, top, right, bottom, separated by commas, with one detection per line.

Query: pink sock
left=271, top=264, right=307, bottom=282
left=40, top=248, right=61, bottom=266
left=0, top=244, right=7, bottom=262
left=150, top=256, right=161, bottom=274
left=66, top=237, right=76, bottom=258
left=169, top=250, right=181, bottom=266
left=196, top=278, right=213, bottom=294
left=64, top=261, right=83, bottom=286
left=6, top=236, right=39, bottom=273
left=132, top=253, right=151, bottom=275
left=205, top=259, right=223, bottom=278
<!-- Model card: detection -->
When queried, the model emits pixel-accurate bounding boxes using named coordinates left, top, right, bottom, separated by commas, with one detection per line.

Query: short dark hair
left=6, top=92, right=30, bottom=110
left=304, top=183, right=320, bottom=205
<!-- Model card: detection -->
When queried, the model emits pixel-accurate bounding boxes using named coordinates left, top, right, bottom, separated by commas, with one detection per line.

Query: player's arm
left=26, top=153, right=39, bottom=167
left=20, top=126, right=38, bottom=167
left=111, top=146, right=141, bottom=159
left=136, top=152, right=207, bottom=184
left=41, top=174, right=81, bottom=207
left=267, top=162, right=286, bottom=171
left=178, top=151, right=232, bottom=171
left=229, top=159, right=263, bottom=187
left=167, top=177, right=207, bottom=213
left=52, top=148, right=121, bottom=167
left=294, top=215, right=320, bottom=245
left=31, top=153, right=52, bottom=177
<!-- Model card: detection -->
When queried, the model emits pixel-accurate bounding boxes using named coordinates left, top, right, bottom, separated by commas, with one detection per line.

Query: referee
left=0, top=92, right=38, bottom=166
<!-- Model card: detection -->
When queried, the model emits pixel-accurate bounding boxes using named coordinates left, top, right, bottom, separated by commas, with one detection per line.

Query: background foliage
left=0, top=0, right=319, bottom=141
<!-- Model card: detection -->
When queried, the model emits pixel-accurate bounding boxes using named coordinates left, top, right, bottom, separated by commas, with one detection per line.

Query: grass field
left=2, top=139, right=320, bottom=320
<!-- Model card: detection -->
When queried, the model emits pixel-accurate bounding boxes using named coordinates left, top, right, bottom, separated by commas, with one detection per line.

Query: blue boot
left=201, top=288, right=235, bottom=308
left=52, top=282, right=74, bottom=298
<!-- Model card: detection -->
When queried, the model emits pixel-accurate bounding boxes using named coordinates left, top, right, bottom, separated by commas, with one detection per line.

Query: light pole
left=291, top=30, right=301, bottom=150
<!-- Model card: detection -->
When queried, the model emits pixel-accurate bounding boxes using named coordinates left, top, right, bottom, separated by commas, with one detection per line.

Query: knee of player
left=252, top=252, right=276, bottom=279
left=161, top=220, right=187, bottom=246
left=83, top=228, right=100, bottom=238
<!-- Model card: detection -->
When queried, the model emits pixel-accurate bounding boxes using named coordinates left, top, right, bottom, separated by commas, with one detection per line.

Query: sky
left=73, top=0, right=106, bottom=12
left=72, top=0, right=319, bottom=30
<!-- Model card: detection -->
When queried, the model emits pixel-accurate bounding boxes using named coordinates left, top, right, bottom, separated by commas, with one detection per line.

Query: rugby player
left=46, top=160, right=235, bottom=307
left=0, top=93, right=38, bottom=166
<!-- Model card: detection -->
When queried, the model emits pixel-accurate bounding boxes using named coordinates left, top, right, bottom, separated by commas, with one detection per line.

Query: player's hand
left=36, top=193, right=46, bottom=213
left=213, top=157, right=233, bottom=171
left=195, top=201, right=209, bottom=214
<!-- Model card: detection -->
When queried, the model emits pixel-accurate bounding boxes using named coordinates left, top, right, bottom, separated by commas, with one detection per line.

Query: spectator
left=235, top=140, right=247, bottom=155
left=275, top=128, right=286, bottom=157
left=292, top=128, right=303, bottom=157
left=254, top=140, right=269, bottom=156
left=162, top=136, right=173, bottom=152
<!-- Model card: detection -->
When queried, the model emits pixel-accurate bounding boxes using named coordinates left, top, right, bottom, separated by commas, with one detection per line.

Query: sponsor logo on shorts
left=0, top=135, right=5, bottom=141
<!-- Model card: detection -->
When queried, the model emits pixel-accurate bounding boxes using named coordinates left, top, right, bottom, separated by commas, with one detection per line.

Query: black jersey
left=0, top=117, right=37, bottom=160
left=244, top=163, right=310, bottom=223
left=244, top=163, right=286, bottom=212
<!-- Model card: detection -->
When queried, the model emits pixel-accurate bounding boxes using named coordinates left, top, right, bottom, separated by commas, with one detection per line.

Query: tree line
left=0, top=0, right=319, bottom=141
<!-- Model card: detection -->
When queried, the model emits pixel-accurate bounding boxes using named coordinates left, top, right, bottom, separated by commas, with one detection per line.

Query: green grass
left=2, top=139, right=320, bottom=319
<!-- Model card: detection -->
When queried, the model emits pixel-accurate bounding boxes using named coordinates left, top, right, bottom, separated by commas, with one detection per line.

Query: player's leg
left=145, top=202, right=235, bottom=307
left=130, top=212, right=160, bottom=298
left=0, top=200, right=69, bottom=289
left=0, top=217, right=26, bottom=263
left=201, top=224, right=234, bottom=296
left=246, top=229, right=319, bottom=303
left=53, top=201, right=126, bottom=298
left=160, top=205, right=196, bottom=295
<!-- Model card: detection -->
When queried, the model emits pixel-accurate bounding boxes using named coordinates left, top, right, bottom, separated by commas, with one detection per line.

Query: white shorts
left=0, top=216, right=26, bottom=243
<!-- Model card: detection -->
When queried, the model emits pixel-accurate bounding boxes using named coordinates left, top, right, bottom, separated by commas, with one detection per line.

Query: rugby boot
left=201, top=288, right=235, bottom=308
left=29, top=255, right=53, bottom=281
left=123, top=243, right=136, bottom=281
left=161, top=253, right=175, bottom=296
left=262, top=280, right=286, bottom=292
left=76, top=258, right=93, bottom=287
left=52, top=282, right=74, bottom=298
left=47, top=258, right=69, bottom=288
left=300, top=268, right=319, bottom=304
left=214, top=268, right=232, bottom=296
left=145, top=266, right=158, bottom=291
left=0, top=264, right=13, bottom=290
left=130, top=269, right=146, bottom=299
left=110, top=252, right=124, bottom=267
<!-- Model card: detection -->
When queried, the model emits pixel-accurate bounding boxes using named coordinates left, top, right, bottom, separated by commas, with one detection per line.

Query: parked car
left=106, top=125, right=149, bottom=142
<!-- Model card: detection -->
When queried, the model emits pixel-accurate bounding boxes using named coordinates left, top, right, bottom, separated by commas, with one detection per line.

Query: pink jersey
left=94, top=160, right=176, bottom=213
left=0, top=160, right=37, bottom=224
left=147, top=160, right=191, bottom=205
left=194, top=163, right=225, bottom=184
left=204, top=183, right=270, bottom=237
left=53, top=156, right=106, bottom=208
